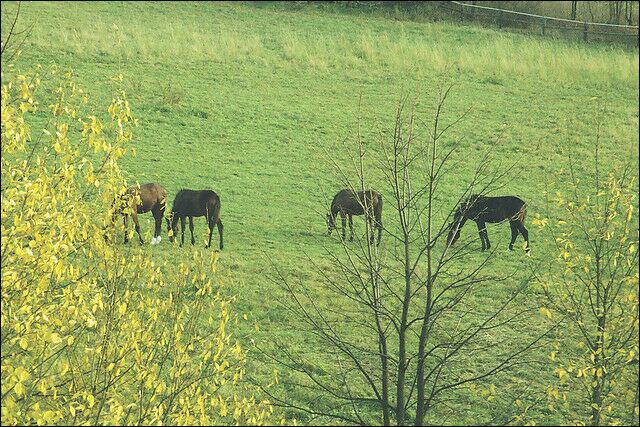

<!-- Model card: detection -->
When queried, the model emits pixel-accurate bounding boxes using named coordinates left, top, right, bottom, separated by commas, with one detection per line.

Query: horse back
left=130, top=183, right=167, bottom=214
left=470, top=195, right=526, bottom=223
left=332, top=189, right=381, bottom=216
left=172, top=189, right=220, bottom=218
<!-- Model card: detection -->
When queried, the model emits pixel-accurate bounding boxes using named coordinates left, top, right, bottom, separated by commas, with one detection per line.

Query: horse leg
left=368, top=214, right=375, bottom=245
left=123, top=214, right=129, bottom=244
left=189, top=216, right=195, bottom=245
left=152, top=206, right=163, bottom=244
left=484, top=226, right=491, bottom=250
left=180, top=216, right=186, bottom=247
left=516, top=221, right=531, bottom=255
left=132, top=211, right=144, bottom=244
left=348, top=215, right=354, bottom=242
left=206, top=216, right=214, bottom=249
left=508, top=221, right=519, bottom=252
left=476, top=221, right=487, bottom=251
left=217, top=218, right=224, bottom=250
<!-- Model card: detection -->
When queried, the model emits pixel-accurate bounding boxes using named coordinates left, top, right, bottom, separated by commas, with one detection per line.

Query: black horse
left=446, top=194, right=530, bottom=255
left=167, top=189, right=224, bottom=249
left=327, top=189, right=383, bottom=245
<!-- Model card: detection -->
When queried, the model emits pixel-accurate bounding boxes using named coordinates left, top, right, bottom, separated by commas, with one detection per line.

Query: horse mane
left=466, top=194, right=483, bottom=203
left=330, top=191, right=342, bottom=211
left=172, top=189, right=187, bottom=206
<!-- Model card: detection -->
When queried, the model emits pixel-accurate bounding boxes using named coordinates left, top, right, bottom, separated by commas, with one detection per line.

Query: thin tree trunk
left=590, top=243, right=606, bottom=426
left=377, top=320, right=391, bottom=426
left=396, top=232, right=410, bottom=426
left=415, top=90, right=443, bottom=426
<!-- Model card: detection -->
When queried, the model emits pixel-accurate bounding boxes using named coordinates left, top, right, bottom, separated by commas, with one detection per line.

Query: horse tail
left=206, top=193, right=221, bottom=223
left=517, top=202, right=527, bottom=223
left=214, top=195, right=221, bottom=221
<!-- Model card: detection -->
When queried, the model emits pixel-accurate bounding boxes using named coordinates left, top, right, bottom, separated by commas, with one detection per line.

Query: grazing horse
left=446, top=194, right=530, bottom=255
left=167, top=189, right=223, bottom=249
left=327, top=189, right=383, bottom=245
left=110, top=182, right=167, bottom=245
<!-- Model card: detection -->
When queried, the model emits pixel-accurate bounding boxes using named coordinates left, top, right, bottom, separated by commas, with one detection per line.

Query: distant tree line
left=461, top=1, right=638, bottom=25
left=295, top=1, right=639, bottom=26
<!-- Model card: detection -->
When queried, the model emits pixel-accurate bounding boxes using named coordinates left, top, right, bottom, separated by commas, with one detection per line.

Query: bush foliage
left=1, top=65, right=282, bottom=426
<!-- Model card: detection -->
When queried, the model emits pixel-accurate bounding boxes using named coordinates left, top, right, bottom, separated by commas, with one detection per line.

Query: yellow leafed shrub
left=1, top=65, right=282, bottom=426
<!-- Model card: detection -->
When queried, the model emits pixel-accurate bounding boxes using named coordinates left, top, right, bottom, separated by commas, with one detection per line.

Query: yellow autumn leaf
left=15, top=367, right=30, bottom=382
left=86, top=393, right=95, bottom=408
left=50, top=333, right=62, bottom=344
left=539, top=307, right=553, bottom=319
left=14, top=382, right=25, bottom=397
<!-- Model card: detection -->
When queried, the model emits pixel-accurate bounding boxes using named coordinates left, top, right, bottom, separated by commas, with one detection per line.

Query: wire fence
left=441, top=1, right=639, bottom=47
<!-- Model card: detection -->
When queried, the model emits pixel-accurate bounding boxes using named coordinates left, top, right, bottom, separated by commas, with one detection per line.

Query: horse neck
left=453, top=210, right=467, bottom=226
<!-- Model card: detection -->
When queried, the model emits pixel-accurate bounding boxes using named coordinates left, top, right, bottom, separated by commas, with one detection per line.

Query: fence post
left=583, top=21, right=588, bottom=42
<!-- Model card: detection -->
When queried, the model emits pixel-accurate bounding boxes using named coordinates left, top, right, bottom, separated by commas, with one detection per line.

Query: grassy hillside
left=3, top=1, right=638, bottom=424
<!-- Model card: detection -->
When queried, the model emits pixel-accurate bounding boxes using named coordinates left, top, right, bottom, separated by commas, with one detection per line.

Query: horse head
left=446, top=199, right=472, bottom=248
left=166, top=211, right=177, bottom=243
left=326, top=212, right=336, bottom=235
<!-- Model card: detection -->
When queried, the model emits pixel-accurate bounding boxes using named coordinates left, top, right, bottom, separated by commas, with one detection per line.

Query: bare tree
left=256, top=87, right=555, bottom=425
left=609, top=1, right=624, bottom=24
left=1, top=2, right=34, bottom=61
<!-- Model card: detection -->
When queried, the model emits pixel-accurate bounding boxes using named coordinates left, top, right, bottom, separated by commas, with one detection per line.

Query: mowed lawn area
left=6, top=1, right=638, bottom=424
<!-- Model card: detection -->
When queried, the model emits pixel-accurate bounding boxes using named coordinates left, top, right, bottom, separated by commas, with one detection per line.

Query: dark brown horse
left=327, top=189, right=383, bottom=245
left=167, top=189, right=223, bottom=249
left=446, top=194, right=530, bottom=255
left=111, top=182, right=167, bottom=245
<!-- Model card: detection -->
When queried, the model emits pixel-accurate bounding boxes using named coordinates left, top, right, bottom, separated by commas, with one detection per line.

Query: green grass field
left=4, top=1, right=639, bottom=424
